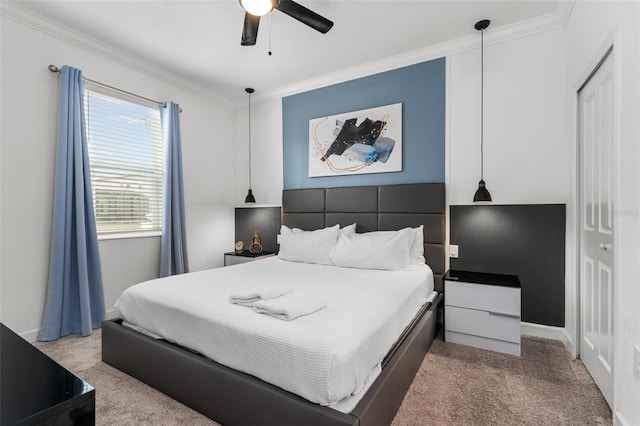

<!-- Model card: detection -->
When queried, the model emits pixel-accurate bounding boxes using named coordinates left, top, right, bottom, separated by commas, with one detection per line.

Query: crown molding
left=0, top=1, right=233, bottom=108
left=555, top=0, right=577, bottom=27
left=263, top=2, right=576, bottom=101
left=2, top=0, right=576, bottom=109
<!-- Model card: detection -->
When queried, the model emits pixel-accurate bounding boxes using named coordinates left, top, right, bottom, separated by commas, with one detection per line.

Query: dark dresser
left=1, top=323, right=95, bottom=425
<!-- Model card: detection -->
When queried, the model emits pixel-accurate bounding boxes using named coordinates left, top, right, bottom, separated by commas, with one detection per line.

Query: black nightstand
left=224, top=250, right=276, bottom=266
left=444, top=270, right=522, bottom=356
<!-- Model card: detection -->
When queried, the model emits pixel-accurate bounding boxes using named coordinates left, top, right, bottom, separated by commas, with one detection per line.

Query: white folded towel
left=229, top=285, right=293, bottom=307
left=253, top=293, right=328, bottom=321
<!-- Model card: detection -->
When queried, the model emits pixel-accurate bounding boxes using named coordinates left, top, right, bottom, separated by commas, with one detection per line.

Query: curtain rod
left=48, top=65, right=182, bottom=112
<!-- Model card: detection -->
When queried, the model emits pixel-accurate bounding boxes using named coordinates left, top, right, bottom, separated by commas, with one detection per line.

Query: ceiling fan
left=239, top=0, right=333, bottom=46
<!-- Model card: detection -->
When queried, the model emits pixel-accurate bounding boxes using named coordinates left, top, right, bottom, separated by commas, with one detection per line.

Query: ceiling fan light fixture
left=239, top=0, right=274, bottom=17
left=240, top=0, right=333, bottom=46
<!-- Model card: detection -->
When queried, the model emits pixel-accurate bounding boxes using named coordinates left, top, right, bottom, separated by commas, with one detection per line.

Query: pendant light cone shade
left=474, top=179, right=492, bottom=202
left=244, top=188, right=256, bottom=203
left=474, top=19, right=492, bottom=203
left=245, top=87, right=256, bottom=204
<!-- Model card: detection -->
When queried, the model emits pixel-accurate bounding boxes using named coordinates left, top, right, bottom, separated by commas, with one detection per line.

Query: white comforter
left=115, top=257, right=433, bottom=409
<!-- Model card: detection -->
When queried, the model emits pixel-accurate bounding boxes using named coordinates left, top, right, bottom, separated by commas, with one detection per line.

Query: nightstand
left=444, top=270, right=521, bottom=356
left=224, top=251, right=275, bottom=266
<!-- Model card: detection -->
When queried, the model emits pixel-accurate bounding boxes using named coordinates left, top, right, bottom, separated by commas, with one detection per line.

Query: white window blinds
left=83, top=89, right=163, bottom=235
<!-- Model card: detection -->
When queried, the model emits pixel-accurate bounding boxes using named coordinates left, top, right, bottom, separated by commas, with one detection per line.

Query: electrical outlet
left=276, top=234, right=281, bottom=244
left=450, top=244, right=459, bottom=258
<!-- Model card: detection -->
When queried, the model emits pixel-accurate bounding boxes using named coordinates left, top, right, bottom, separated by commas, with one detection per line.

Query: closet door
left=578, top=49, right=615, bottom=408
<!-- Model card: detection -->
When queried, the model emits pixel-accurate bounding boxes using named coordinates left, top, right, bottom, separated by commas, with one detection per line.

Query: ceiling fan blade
left=274, top=0, right=333, bottom=34
left=241, top=12, right=260, bottom=46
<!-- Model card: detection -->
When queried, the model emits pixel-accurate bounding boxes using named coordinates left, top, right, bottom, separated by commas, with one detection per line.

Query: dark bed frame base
left=102, top=294, right=442, bottom=426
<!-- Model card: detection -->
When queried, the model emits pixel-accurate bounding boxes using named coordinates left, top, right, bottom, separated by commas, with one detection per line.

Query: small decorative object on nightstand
left=224, top=250, right=275, bottom=266
left=234, top=241, right=244, bottom=254
left=444, top=270, right=521, bottom=356
left=249, top=230, right=263, bottom=254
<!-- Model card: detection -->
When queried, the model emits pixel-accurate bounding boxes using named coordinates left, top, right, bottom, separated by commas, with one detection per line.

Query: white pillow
left=340, top=223, right=356, bottom=236
left=329, top=228, right=412, bottom=270
left=411, top=225, right=426, bottom=264
left=363, top=226, right=425, bottom=264
left=278, top=224, right=340, bottom=265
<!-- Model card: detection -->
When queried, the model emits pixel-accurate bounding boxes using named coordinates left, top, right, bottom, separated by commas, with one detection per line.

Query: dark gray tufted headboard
left=282, top=183, right=445, bottom=292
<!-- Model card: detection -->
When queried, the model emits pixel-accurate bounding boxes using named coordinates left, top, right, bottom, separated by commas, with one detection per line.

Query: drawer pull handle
left=488, top=311, right=520, bottom=319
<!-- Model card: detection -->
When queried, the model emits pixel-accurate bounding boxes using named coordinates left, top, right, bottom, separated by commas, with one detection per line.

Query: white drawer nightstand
left=224, top=251, right=275, bottom=266
left=444, top=270, right=521, bottom=356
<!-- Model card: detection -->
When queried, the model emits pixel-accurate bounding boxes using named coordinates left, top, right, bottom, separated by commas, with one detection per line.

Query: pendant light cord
left=480, top=27, right=485, bottom=181
left=268, top=13, right=273, bottom=56
left=248, top=90, right=252, bottom=189
left=473, top=19, right=491, bottom=203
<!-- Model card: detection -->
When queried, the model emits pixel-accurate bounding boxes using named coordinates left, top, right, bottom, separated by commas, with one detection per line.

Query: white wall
left=0, top=14, right=235, bottom=340
left=234, top=96, right=284, bottom=207
left=565, top=2, right=640, bottom=424
left=447, top=28, right=569, bottom=206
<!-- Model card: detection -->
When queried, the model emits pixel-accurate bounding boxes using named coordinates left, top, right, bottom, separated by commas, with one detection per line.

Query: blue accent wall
left=282, top=57, right=446, bottom=189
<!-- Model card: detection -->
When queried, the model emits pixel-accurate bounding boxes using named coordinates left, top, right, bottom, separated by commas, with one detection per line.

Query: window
left=83, top=88, right=163, bottom=235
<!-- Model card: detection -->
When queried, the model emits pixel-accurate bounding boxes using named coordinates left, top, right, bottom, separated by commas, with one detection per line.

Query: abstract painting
left=309, top=103, right=402, bottom=177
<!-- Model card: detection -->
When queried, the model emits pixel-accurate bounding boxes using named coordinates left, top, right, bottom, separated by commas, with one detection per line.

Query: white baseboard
left=521, top=322, right=569, bottom=345
left=614, top=410, right=629, bottom=426
left=20, top=327, right=41, bottom=343
left=105, top=307, right=118, bottom=320
left=561, top=328, right=577, bottom=356
left=19, top=309, right=118, bottom=343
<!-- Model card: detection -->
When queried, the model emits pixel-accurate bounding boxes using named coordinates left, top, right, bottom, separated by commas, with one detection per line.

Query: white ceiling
left=11, top=0, right=564, bottom=103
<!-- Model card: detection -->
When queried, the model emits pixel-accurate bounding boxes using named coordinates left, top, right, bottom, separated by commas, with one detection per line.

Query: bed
left=102, top=183, right=445, bottom=426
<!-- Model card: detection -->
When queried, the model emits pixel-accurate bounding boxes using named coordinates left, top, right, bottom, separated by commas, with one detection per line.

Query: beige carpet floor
left=34, top=330, right=611, bottom=425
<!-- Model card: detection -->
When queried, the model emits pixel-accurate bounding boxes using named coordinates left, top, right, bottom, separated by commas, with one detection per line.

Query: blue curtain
left=39, top=66, right=105, bottom=341
left=160, top=102, right=189, bottom=277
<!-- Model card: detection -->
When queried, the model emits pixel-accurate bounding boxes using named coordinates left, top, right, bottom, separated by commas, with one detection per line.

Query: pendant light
left=473, top=19, right=492, bottom=203
left=244, top=87, right=256, bottom=204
